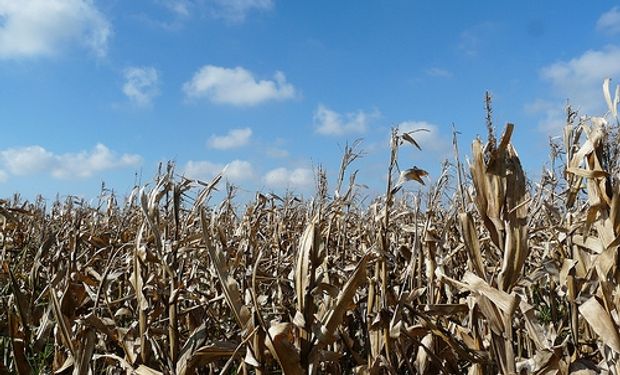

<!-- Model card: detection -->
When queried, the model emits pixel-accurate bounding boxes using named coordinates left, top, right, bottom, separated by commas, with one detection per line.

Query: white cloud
left=0, top=0, right=111, bottom=59
left=1, top=145, right=54, bottom=175
left=0, top=144, right=141, bottom=179
left=539, top=45, right=620, bottom=115
left=397, top=121, right=450, bottom=156
left=52, top=144, right=141, bottom=178
left=183, top=65, right=296, bottom=106
left=597, top=7, right=620, bottom=35
left=209, top=0, right=273, bottom=22
left=0, top=170, right=7, bottom=183
left=183, top=160, right=220, bottom=180
left=207, top=127, right=252, bottom=150
left=314, top=105, right=378, bottom=136
left=223, top=160, right=254, bottom=181
left=528, top=45, right=620, bottom=135
left=183, top=159, right=254, bottom=182
left=264, top=167, right=313, bottom=189
left=123, top=66, right=160, bottom=107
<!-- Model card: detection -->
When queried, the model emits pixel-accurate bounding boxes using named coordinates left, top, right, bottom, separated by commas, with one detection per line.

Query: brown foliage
left=2, top=84, right=620, bottom=374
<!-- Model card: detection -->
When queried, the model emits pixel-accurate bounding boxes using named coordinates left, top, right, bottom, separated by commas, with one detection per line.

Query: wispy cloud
left=0, top=144, right=141, bottom=179
left=0, top=0, right=112, bottom=59
left=265, top=147, right=289, bottom=158
left=0, top=170, right=7, bottom=183
left=524, top=99, right=566, bottom=135
left=263, top=167, right=313, bottom=190
left=425, top=67, right=452, bottom=78
left=123, top=66, right=160, bottom=107
left=183, top=65, right=296, bottom=106
left=207, top=127, right=252, bottom=150
left=153, top=0, right=272, bottom=27
left=457, top=23, right=495, bottom=57
left=183, top=159, right=254, bottom=182
left=139, top=0, right=192, bottom=31
left=160, top=0, right=192, bottom=17
left=209, top=0, right=273, bottom=22
left=597, top=6, right=620, bottom=35
left=458, top=30, right=480, bottom=57
left=313, top=105, right=379, bottom=136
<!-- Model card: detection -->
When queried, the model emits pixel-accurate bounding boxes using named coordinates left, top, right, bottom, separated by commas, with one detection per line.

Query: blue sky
left=1, top=1, right=620, bottom=201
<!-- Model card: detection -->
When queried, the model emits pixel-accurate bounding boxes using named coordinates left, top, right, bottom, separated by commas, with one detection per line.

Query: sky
left=1, top=1, right=620, bottom=202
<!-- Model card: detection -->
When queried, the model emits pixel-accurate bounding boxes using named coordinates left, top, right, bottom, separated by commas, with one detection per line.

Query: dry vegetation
left=2, top=82, right=620, bottom=374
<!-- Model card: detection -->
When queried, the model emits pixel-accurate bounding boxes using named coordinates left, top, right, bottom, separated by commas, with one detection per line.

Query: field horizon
left=4, top=2, right=620, bottom=374
left=3, top=85, right=620, bottom=373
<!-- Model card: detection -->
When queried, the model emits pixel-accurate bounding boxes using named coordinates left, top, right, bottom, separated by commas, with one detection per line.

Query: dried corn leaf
left=135, top=365, right=164, bottom=375
left=73, top=328, right=97, bottom=375
left=462, top=272, right=518, bottom=315
left=200, top=209, right=250, bottom=329
left=401, top=132, right=422, bottom=150
left=265, top=322, right=303, bottom=375
left=458, top=213, right=486, bottom=279
left=566, top=167, right=609, bottom=179
left=604, top=78, right=619, bottom=119
left=396, top=167, right=428, bottom=187
left=318, top=253, right=369, bottom=345
left=50, top=287, right=76, bottom=356
left=415, top=334, right=434, bottom=374
left=295, top=218, right=317, bottom=314
left=187, top=342, right=238, bottom=369
left=4, top=263, right=30, bottom=341
left=8, top=309, right=32, bottom=375
left=579, top=297, right=620, bottom=354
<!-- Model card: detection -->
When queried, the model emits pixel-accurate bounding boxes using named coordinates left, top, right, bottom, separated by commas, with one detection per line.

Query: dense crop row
left=2, top=85, right=620, bottom=374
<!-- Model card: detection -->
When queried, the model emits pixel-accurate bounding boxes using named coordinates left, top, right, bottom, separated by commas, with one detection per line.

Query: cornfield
left=2, top=81, right=620, bottom=374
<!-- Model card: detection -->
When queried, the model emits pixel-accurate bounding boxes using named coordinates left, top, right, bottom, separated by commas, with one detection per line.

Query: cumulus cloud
left=314, top=105, right=378, bottom=136
left=597, top=7, right=620, bottom=35
left=1, top=145, right=54, bottom=175
left=0, top=0, right=111, bottom=59
left=207, top=128, right=252, bottom=150
left=0, top=144, right=141, bottom=179
left=52, top=144, right=141, bottom=178
left=183, top=159, right=254, bottom=182
left=123, top=66, right=160, bottom=107
left=540, top=46, right=620, bottom=113
left=183, top=65, right=296, bottom=106
left=529, top=45, right=620, bottom=134
left=264, top=167, right=313, bottom=189
left=397, top=121, right=450, bottom=156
